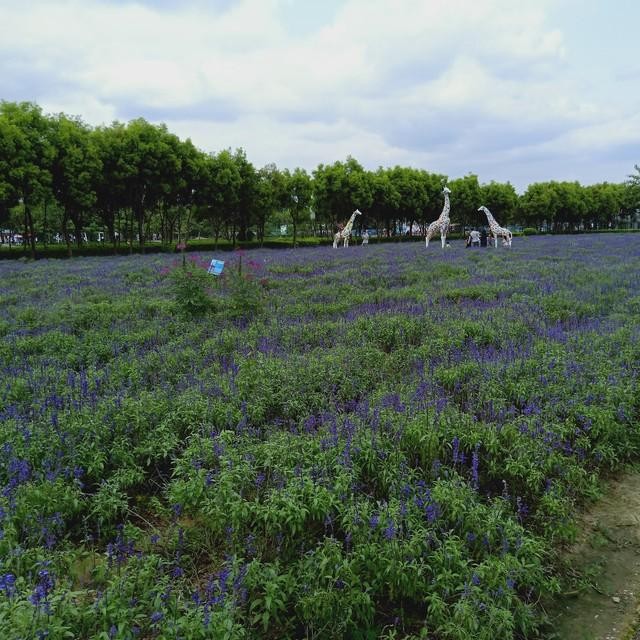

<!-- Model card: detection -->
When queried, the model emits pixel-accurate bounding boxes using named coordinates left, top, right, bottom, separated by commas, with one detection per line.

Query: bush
left=166, top=258, right=216, bottom=317
left=522, top=228, right=537, bottom=235
left=223, top=253, right=268, bottom=320
left=2, top=235, right=640, bottom=639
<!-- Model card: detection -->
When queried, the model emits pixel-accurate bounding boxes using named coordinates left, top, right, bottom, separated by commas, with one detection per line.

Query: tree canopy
left=0, top=100, right=636, bottom=255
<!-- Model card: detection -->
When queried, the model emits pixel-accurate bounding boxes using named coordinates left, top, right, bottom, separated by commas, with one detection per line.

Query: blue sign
left=207, top=259, right=225, bottom=276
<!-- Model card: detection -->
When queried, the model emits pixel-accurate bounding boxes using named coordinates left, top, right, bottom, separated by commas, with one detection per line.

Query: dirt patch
left=549, top=472, right=640, bottom=640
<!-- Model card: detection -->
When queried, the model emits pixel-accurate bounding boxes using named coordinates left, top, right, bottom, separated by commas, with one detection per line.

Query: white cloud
left=0, top=0, right=638, bottom=189
left=534, top=111, right=640, bottom=153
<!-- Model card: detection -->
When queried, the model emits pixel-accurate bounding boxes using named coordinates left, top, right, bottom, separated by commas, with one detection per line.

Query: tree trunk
left=64, top=226, right=72, bottom=258
left=128, top=210, right=134, bottom=254
left=23, top=205, right=29, bottom=257
left=145, top=215, right=152, bottom=246
left=24, top=203, right=37, bottom=260
left=74, top=219, right=83, bottom=250
left=158, top=203, right=167, bottom=245
left=257, top=220, right=265, bottom=247
left=107, top=219, right=117, bottom=255
left=137, top=209, right=145, bottom=254
left=116, top=210, right=121, bottom=251
left=61, top=211, right=73, bottom=258
left=185, top=206, right=193, bottom=246
left=43, top=200, right=48, bottom=249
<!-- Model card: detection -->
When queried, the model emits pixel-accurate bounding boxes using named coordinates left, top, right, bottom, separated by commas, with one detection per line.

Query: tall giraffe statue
left=333, top=209, right=362, bottom=248
left=478, top=206, right=512, bottom=247
left=425, top=187, right=451, bottom=248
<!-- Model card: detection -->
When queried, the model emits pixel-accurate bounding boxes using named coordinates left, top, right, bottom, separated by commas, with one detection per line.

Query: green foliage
left=1, top=99, right=637, bottom=257
left=281, top=167, right=313, bottom=247
left=449, top=174, right=481, bottom=229
left=167, top=260, right=216, bottom=317
left=313, top=156, right=373, bottom=225
left=444, top=284, right=505, bottom=302
left=540, top=292, right=595, bottom=322
left=222, top=256, right=268, bottom=320
left=1, top=237, right=639, bottom=639
left=50, top=113, right=102, bottom=253
left=480, top=181, right=519, bottom=225
left=0, top=101, right=54, bottom=256
left=225, top=272, right=265, bottom=319
left=626, top=164, right=640, bottom=213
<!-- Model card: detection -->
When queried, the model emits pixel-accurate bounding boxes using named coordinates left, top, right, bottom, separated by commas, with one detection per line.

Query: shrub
left=522, top=228, right=537, bottom=235
left=2, top=235, right=640, bottom=639
left=223, top=253, right=268, bottom=320
left=165, top=257, right=216, bottom=317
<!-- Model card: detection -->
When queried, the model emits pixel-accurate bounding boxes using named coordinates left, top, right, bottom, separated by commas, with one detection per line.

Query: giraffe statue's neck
left=343, top=211, right=358, bottom=235
left=483, top=207, right=497, bottom=227
left=439, top=193, right=450, bottom=222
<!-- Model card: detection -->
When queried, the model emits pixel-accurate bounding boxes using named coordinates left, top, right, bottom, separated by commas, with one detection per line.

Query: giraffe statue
left=425, top=187, right=451, bottom=248
left=478, top=206, right=512, bottom=247
left=333, top=209, right=362, bottom=248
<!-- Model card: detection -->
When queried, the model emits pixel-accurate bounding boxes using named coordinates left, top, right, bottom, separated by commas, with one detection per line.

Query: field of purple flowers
left=1, top=234, right=639, bottom=639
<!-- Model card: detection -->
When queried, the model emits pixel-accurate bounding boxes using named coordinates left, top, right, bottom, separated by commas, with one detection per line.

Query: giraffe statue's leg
left=333, top=233, right=339, bottom=249
left=441, top=233, right=446, bottom=249
left=426, top=227, right=435, bottom=248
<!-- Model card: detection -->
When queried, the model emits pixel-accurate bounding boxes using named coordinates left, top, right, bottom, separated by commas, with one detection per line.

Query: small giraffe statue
left=425, top=187, right=451, bottom=248
left=333, top=209, right=362, bottom=248
left=478, top=206, right=512, bottom=247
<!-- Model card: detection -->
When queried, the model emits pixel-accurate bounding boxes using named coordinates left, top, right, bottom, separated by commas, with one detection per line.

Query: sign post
left=207, top=259, right=225, bottom=276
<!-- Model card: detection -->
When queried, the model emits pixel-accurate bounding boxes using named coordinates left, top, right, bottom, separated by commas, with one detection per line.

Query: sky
left=1, top=0, right=639, bottom=192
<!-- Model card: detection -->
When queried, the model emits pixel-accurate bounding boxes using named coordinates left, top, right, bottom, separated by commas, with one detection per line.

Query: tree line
left=1, top=101, right=639, bottom=258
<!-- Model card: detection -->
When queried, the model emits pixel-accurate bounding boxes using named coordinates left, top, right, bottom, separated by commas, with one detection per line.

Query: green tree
left=164, top=137, right=204, bottom=245
left=625, top=165, right=640, bottom=220
left=231, top=148, right=257, bottom=243
left=388, top=167, right=428, bottom=236
left=368, top=168, right=400, bottom=237
left=448, top=174, right=481, bottom=231
left=283, top=167, right=313, bottom=247
left=518, top=182, right=557, bottom=230
left=0, top=122, right=16, bottom=242
left=197, top=149, right=241, bottom=248
left=479, top=181, right=518, bottom=226
left=121, top=118, right=181, bottom=252
left=584, top=182, right=623, bottom=229
left=313, top=157, right=372, bottom=232
left=0, top=101, right=54, bottom=258
left=551, top=181, right=587, bottom=230
left=0, top=201, right=11, bottom=243
left=254, top=163, right=286, bottom=246
left=93, top=122, right=129, bottom=251
left=50, top=113, right=102, bottom=255
left=421, top=171, right=449, bottom=229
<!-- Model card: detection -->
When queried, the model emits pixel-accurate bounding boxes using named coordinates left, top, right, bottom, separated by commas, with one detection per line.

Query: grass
left=0, top=234, right=639, bottom=639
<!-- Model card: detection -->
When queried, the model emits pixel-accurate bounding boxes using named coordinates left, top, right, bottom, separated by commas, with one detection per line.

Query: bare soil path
left=549, top=472, right=640, bottom=640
